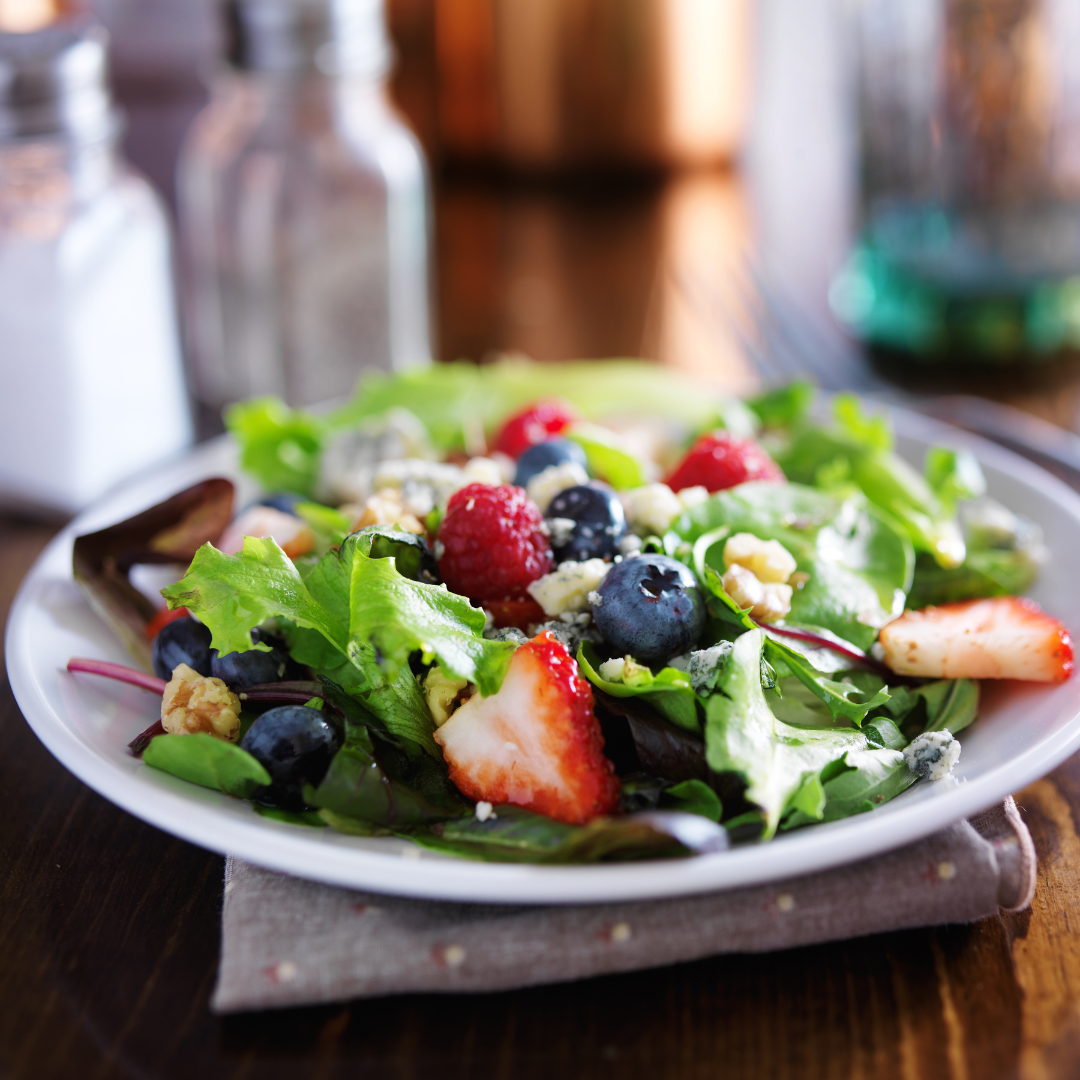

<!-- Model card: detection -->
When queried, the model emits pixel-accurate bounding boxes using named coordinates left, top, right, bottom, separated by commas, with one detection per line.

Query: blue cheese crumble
left=903, top=730, right=961, bottom=781
left=669, top=642, right=733, bottom=692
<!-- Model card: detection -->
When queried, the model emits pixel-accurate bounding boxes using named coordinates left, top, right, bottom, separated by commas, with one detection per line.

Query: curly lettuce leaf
left=225, top=396, right=325, bottom=497
left=161, top=532, right=515, bottom=754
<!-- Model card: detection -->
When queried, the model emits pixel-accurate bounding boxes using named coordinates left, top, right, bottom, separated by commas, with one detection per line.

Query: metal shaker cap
left=225, top=0, right=390, bottom=78
left=0, top=19, right=116, bottom=142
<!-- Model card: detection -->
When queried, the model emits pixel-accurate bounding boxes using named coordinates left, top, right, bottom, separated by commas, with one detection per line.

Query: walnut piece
left=351, top=488, right=425, bottom=534
left=161, top=663, right=242, bottom=742
left=721, top=563, right=792, bottom=623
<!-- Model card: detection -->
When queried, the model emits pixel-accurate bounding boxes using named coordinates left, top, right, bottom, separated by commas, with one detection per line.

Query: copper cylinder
left=433, top=0, right=753, bottom=170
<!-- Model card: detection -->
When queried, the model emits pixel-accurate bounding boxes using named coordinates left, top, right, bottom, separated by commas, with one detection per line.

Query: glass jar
left=0, top=21, right=192, bottom=517
left=178, top=0, right=432, bottom=411
left=832, top=0, right=1080, bottom=362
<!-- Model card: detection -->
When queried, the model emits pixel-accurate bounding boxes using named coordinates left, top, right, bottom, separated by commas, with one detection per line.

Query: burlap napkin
left=211, top=797, right=1035, bottom=1013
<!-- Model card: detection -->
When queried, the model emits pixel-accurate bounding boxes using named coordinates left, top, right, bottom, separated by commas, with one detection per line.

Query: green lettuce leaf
left=577, top=642, right=700, bottom=732
left=907, top=548, right=1040, bottom=609
left=674, top=481, right=913, bottom=651
left=225, top=396, right=325, bottom=496
left=882, top=679, right=979, bottom=736
left=924, top=446, right=986, bottom=516
left=162, top=531, right=515, bottom=755
left=704, top=629, right=866, bottom=837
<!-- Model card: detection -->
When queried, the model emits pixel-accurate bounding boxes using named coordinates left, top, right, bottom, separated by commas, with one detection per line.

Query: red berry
left=437, top=484, right=553, bottom=602
left=667, top=431, right=785, bottom=493
left=434, top=631, right=620, bottom=825
left=494, top=399, right=578, bottom=459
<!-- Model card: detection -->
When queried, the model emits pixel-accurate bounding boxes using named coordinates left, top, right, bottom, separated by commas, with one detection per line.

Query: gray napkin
left=212, top=797, right=1035, bottom=1014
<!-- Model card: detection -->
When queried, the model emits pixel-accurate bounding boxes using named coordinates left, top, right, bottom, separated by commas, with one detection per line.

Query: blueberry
left=256, top=493, right=303, bottom=514
left=592, top=554, right=705, bottom=665
left=151, top=617, right=213, bottom=680
left=514, top=438, right=587, bottom=488
left=240, top=705, right=341, bottom=810
left=546, top=483, right=626, bottom=562
left=211, top=628, right=300, bottom=689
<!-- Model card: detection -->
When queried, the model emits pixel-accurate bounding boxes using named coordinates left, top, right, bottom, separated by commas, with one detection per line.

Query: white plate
left=8, top=409, right=1080, bottom=904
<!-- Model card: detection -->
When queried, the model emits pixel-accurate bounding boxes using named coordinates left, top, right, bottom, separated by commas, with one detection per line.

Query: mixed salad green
left=73, top=359, right=1052, bottom=863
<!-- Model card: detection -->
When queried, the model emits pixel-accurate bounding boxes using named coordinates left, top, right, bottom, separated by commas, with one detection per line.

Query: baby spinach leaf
left=703, top=630, right=867, bottom=837
left=675, top=481, right=913, bottom=651
left=566, top=423, right=647, bottom=490
left=662, top=779, right=723, bottom=822
left=254, top=805, right=328, bottom=827
left=397, top=805, right=711, bottom=864
left=577, top=643, right=700, bottom=732
left=142, top=733, right=270, bottom=798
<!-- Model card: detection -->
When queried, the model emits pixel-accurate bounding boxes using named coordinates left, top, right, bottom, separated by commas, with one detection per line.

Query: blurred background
left=5, top=0, right=1080, bottom=514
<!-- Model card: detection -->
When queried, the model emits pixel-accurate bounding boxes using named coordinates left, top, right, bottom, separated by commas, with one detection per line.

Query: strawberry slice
left=433, top=632, right=620, bottom=825
left=879, top=596, right=1074, bottom=682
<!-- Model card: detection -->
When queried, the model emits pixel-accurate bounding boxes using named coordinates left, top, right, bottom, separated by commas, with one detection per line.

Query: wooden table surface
left=8, top=3, right=1080, bottom=1075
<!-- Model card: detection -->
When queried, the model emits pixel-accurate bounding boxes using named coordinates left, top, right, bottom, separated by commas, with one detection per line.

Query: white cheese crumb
left=526, top=462, right=589, bottom=513
left=610, top=922, right=632, bottom=943
left=677, top=485, right=710, bottom=510
left=621, top=483, right=683, bottom=536
left=723, top=532, right=798, bottom=584
left=475, top=801, right=495, bottom=822
left=461, top=457, right=503, bottom=486
left=903, top=730, right=961, bottom=781
left=548, top=517, right=576, bottom=549
left=527, top=558, right=612, bottom=616
left=599, top=657, right=626, bottom=682
left=587, top=589, right=603, bottom=607
left=617, top=533, right=643, bottom=556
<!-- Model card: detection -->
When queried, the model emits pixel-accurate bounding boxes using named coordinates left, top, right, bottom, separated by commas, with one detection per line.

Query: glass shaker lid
left=225, top=0, right=390, bottom=78
left=0, top=18, right=115, bottom=142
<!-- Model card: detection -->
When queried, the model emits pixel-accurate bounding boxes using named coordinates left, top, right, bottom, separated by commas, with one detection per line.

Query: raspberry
left=437, top=484, right=553, bottom=602
left=493, top=399, right=578, bottom=459
left=666, top=431, right=785, bottom=493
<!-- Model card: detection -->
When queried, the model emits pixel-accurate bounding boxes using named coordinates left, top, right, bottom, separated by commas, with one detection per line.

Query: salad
left=70, top=359, right=1074, bottom=864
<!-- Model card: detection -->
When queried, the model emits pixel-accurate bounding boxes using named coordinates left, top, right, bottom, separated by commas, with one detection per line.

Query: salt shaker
left=178, top=0, right=432, bottom=411
left=0, top=20, right=192, bottom=517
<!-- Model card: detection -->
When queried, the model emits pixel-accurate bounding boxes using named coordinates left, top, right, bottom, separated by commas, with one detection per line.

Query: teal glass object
left=834, top=0, right=1080, bottom=363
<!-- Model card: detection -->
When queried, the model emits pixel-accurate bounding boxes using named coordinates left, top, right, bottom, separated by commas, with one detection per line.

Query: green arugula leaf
left=254, top=805, right=328, bottom=827
left=883, top=679, right=979, bottom=736
left=143, top=733, right=270, bottom=798
left=747, top=381, right=816, bottom=428
left=703, top=629, right=866, bottom=837
left=924, top=447, right=986, bottom=516
left=783, top=747, right=916, bottom=827
left=577, top=642, right=700, bottom=732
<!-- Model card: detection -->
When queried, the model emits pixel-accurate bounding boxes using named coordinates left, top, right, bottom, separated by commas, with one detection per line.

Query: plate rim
left=8, top=404, right=1080, bottom=905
